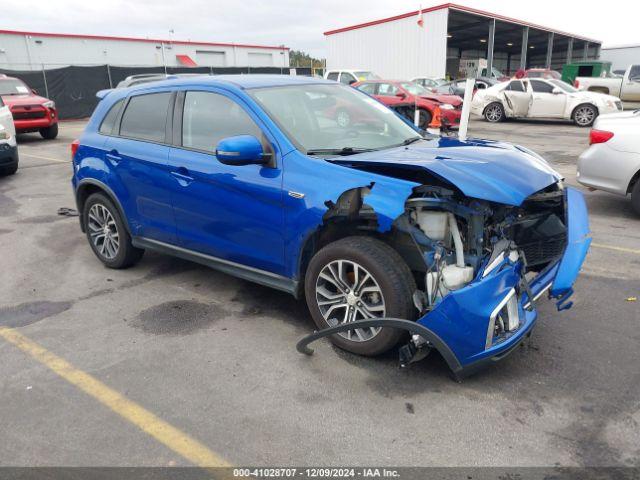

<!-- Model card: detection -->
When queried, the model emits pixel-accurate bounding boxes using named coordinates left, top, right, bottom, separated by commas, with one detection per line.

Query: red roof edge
left=0, top=29, right=290, bottom=51
left=323, top=3, right=450, bottom=36
left=323, top=2, right=600, bottom=44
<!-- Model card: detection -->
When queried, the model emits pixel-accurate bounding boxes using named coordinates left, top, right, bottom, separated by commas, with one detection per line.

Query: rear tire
left=39, top=124, right=58, bottom=140
left=572, top=104, right=597, bottom=127
left=631, top=180, right=640, bottom=216
left=304, top=236, right=417, bottom=356
left=484, top=102, right=505, bottom=123
left=83, top=192, right=144, bottom=269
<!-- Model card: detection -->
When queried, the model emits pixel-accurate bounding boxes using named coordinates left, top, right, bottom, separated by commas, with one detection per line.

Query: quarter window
left=120, top=92, right=171, bottom=142
left=99, top=99, right=124, bottom=135
left=182, top=91, right=262, bottom=153
left=530, top=80, right=554, bottom=93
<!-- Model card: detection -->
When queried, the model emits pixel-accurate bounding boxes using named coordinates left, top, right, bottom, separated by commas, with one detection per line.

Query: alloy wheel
left=315, top=260, right=386, bottom=342
left=485, top=104, right=503, bottom=122
left=87, top=204, right=120, bottom=260
left=575, top=106, right=595, bottom=126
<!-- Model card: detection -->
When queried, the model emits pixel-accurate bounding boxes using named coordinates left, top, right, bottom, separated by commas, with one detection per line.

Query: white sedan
left=578, top=110, right=640, bottom=215
left=471, top=78, right=622, bottom=127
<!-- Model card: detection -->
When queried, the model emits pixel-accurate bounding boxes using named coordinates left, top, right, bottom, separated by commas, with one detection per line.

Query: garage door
left=248, top=52, right=274, bottom=67
left=196, top=50, right=226, bottom=67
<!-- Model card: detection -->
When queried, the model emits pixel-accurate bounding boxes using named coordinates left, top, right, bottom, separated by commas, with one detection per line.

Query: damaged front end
left=298, top=169, right=591, bottom=378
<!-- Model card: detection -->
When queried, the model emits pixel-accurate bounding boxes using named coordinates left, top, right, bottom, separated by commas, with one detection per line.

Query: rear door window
left=506, top=81, right=525, bottom=92
left=356, top=83, right=377, bottom=95
left=530, top=80, right=554, bottom=93
left=326, top=72, right=339, bottom=81
left=182, top=91, right=262, bottom=153
left=99, top=99, right=124, bottom=135
left=378, top=83, right=399, bottom=95
left=119, top=92, right=172, bottom=142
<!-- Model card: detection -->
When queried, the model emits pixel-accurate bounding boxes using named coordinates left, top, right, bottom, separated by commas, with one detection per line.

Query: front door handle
left=171, top=167, right=194, bottom=186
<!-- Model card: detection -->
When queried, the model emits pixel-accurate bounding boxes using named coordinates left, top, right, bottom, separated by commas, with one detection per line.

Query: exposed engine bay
left=397, top=182, right=567, bottom=307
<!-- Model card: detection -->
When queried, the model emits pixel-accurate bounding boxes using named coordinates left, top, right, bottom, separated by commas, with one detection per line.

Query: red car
left=353, top=79, right=462, bottom=128
left=0, top=74, right=58, bottom=139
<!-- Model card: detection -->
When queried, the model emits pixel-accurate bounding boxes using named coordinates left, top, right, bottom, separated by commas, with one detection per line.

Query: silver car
left=577, top=110, right=640, bottom=214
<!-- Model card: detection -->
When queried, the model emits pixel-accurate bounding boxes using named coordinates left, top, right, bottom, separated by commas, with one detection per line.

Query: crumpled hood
left=334, top=137, right=562, bottom=206
left=420, top=93, right=462, bottom=106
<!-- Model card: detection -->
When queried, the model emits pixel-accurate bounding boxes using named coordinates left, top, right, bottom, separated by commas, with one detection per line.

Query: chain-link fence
left=0, top=64, right=323, bottom=120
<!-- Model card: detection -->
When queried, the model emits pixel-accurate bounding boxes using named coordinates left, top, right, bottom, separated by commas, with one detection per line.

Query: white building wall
left=0, top=32, right=289, bottom=70
left=326, top=8, right=448, bottom=79
left=601, top=45, right=640, bottom=72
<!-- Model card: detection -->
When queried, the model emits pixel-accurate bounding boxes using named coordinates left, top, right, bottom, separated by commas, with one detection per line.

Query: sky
left=2, top=0, right=637, bottom=58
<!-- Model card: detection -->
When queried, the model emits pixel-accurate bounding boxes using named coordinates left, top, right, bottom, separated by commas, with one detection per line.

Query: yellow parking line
left=0, top=327, right=230, bottom=468
left=592, top=243, right=640, bottom=255
left=20, top=152, right=69, bottom=164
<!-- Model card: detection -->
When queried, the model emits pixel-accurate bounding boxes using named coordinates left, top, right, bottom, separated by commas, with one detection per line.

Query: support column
left=487, top=19, right=495, bottom=75
left=567, top=37, right=573, bottom=65
left=520, top=26, right=529, bottom=69
left=583, top=42, right=589, bottom=61
left=546, top=32, right=554, bottom=69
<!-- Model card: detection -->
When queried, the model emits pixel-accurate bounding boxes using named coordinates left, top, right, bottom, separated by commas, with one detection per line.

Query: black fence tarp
left=0, top=65, right=315, bottom=120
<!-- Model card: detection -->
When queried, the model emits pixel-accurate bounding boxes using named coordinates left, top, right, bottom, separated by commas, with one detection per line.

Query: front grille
left=520, top=233, right=567, bottom=267
left=13, top=110, right=46, bottom=120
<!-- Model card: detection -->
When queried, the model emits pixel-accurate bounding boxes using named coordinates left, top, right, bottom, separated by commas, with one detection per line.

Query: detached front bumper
left=415, top=186, right=591, bottom=377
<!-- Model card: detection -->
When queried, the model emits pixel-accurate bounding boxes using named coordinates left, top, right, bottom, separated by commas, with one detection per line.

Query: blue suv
left=72, top=75, right=590, bottom=377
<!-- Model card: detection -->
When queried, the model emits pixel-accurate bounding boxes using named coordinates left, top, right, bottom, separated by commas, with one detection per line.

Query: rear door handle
left=105, top=150, right=122, bottom=164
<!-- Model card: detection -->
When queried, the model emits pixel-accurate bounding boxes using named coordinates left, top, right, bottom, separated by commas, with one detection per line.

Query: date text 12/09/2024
left=233, top=468, right=400, bottom=478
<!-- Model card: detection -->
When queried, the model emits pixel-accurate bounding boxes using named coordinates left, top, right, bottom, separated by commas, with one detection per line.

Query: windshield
left=250, top=84, right=419, bottom=154
left=0, top=78, right=30, bottom=95
left=354, top=71, right=379, bottom=81
left=401, top=82, right=430, bottom=95
left=549, top=79, right=577, bottom=93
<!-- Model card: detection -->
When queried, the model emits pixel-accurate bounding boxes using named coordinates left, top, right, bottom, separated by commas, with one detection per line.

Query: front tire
left=304, top=236, right=417, bottom=356
left=0, top=163, right=18, bottom=176
left=572, top=104, right=597, bottom=127
left=484, top=102, right=505, bottom=123
left=631, top=180, right=640, bottom=216
left=83, top=193, right=144, bottom=269
left=418, top=109, right=432, bottom=129
left=39, top=124, right=59, bottom=140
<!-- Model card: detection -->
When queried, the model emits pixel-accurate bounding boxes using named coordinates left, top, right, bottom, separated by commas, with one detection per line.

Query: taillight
left=574, top=79, right=580, bottom=88
left=71, top=139, right=80, bottom=160
left=589, top=129, right=614, bottom=145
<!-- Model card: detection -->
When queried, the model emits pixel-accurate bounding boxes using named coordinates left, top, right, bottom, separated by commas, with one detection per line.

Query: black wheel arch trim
left=75, top=178, right=131, bottom=235
left=296, top=317, right=462, bottom=373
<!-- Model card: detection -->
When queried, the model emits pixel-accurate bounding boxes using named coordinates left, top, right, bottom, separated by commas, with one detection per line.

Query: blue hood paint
left=336, top=137, right=562, bottom=206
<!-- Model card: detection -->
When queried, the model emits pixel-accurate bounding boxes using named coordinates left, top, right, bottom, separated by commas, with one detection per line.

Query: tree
left=289, top=50, right=324, bottom=68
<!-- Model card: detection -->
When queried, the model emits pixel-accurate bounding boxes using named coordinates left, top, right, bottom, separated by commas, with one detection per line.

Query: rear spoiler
left=96, top=89, right=114, bottom=100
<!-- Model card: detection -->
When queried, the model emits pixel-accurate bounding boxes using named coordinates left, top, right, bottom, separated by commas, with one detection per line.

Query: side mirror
left=31, top=88, right=38, bottom=95
left=348, top=79, right=357, bottom=85
left=215, top=135, right=268, bottom=166
left=552, top=87, right=563, bottom=95
left=395, top=92, right=407, bottom=98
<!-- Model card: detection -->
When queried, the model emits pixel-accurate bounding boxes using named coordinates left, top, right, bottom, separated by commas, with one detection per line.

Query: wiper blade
left=306, top=147, right=376, bottom=156
left=402, top=136, right=423, bottom=146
